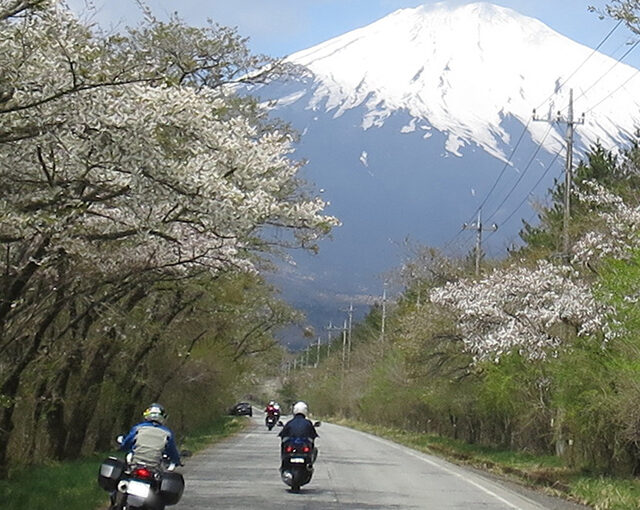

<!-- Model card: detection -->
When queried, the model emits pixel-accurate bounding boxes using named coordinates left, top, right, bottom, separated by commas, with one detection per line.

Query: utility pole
left=325, top=319, right=349, bottom=392
left=342, top=319, right=348, bottom=371
left=379, top=285, right=387, bottom=344
left=463, top=209, right=497, bottom=276
left=533, top=88, right=584, bottom=259
left=340, top=303, right=354, bottom=368
left=347, top=304, right=353, bottom=367
left=326, top=321, right=346, bottom=365
left=315, top=336, right=321, bottom=368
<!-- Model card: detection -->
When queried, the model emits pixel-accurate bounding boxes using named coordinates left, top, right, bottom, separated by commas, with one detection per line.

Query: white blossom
left=0, top=3, right=338, bottom=280
left=573, top=181, right=640, bottom=264
left=430, top=261, right=606, bottom=361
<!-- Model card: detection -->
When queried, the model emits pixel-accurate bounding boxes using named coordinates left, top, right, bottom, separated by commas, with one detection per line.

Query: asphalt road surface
left=178, top=414, right=590, bottom=509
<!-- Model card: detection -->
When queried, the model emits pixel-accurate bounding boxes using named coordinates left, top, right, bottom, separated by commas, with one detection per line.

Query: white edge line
left=355, top=430, right=529, bottom=510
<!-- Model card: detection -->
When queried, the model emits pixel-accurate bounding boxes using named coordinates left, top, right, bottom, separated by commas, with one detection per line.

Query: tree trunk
left=63, top=339, right=118, bottom=459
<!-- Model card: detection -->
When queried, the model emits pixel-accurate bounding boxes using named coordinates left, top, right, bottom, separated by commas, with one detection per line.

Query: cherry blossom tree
left=573, top=181, right=640, bottom=265
left=0, top=0, right=337, bottom=468
left=430, top=261, right=606, bottom=361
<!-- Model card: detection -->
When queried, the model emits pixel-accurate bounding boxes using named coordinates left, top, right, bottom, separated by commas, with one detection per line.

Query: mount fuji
left=246, top=2, right=640, bottom=343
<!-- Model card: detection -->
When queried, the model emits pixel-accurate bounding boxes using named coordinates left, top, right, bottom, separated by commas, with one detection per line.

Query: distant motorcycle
left=278, top=422, right=321, bottom=492
left=265, top=413, right=279, bottom=430
left=98, top=437, right=187, bottom=509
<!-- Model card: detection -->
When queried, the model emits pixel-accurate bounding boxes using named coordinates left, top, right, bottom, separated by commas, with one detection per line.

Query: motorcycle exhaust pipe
left=117, top=480, right=128, bottom=493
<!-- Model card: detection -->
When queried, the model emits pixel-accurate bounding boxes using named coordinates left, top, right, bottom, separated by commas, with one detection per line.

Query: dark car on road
left=229, top=402, right=252, bottom=416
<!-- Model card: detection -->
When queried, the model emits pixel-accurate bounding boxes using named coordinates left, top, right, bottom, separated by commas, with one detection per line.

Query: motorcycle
left=98, top=437, right=187, bottom=509
left=279, top=422, right=321, bottom=492
left=265, top=413, right=279, bottom=430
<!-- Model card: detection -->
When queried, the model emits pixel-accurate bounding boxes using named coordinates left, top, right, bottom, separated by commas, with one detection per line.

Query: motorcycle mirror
left=116, top=435, right=124, bottom=445
left=314, top=421, right=321, bottom=427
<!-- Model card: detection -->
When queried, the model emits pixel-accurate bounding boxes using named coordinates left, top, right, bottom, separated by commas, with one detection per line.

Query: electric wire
left=445, top=21, right=626, bottom=257
left=566, top=38, right=640, bottom=109
left=584, top=65, right=640, bottom=113
left=484, top=147, right=563, bottom=243
left=442, top=120, right=531, bottom=252
left=475, top=119, right=532, bottom=215
left=484, top=124, right=555, bottom=224
left=442, top=225, right=466, bottom=253
left=534, top=20, right=623, bottom=111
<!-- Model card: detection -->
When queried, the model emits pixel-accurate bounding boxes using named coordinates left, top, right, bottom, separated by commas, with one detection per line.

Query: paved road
left=178, top=415, right=590, bottom=509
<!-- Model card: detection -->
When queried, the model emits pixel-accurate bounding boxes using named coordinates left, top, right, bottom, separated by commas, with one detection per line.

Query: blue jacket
left=121, top=421, right=181, bottom=465
left=278, top=414, right=318, bottom=440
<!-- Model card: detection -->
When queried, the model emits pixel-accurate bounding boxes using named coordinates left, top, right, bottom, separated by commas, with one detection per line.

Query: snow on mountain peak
left=282, top=2, right=640, bottom=159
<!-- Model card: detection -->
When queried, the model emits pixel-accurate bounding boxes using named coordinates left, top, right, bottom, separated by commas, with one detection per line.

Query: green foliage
left=476, top=354, right=551, bottom=449
left=0, top=416, right=244, bottom=510
left=571, top=476, right=640, bottom=510
left=357, top=349, right=424, bottom=427
left=516, top=141, right=640, bottom=259
left=0, top=456, right=105, bottom=510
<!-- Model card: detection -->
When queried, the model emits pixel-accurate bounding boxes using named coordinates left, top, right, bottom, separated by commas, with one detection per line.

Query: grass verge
left=333, top=418, right=640, bottom=510
left=0, top=415, right=249, bottom=510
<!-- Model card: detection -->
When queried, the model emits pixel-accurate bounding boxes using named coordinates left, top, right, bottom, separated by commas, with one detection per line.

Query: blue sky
left=67, top=0, right=640, bottom=68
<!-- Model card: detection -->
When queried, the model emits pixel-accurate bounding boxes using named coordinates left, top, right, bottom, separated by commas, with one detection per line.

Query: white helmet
left=292, top=401, right=308, bottom=416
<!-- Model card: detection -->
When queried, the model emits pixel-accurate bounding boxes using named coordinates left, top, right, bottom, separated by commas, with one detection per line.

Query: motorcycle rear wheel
left=291, top=467, right=307, bottom=492
left=109, top=492, right=127, bottom=510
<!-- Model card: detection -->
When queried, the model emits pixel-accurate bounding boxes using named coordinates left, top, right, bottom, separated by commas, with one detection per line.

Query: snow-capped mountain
left=247, top=2, right=640, bottom=343
left=282, top=1, right=639, bottom=160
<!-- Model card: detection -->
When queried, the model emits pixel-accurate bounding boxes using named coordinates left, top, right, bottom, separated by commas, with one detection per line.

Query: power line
left=449, top=128, right=553, bottom=257
left=442, top=120, right=531, bottom=252
left=534, top=20, right=623, bottom=111
left=484, top=147, right=563, bottom=242
left=445, top=21, right=625, bottom=257
left=474, top=120, right=532, bottom=215
left=566, top=38, right=640, bottom=110
left=484, top=124, right=555, bottom=224
left=584, top=65, right=640, bottom=114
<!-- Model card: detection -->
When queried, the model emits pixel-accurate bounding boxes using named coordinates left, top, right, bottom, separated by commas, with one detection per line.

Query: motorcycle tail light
left=132, top=467, right=154, bottom=480
left=302, top=446, right=311, bottom=453
left=285, top=445, right=294, bottom=453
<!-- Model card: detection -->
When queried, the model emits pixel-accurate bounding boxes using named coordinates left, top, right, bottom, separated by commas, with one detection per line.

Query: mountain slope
left=246, top=2, right=640, bottom=343
left=281, top=2, right=639, bottom=159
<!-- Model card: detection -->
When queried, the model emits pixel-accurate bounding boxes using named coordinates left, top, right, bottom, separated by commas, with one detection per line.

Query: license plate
left=127, top=480, right=150, bottom=498
left=290, top=457, right=305, bottom=463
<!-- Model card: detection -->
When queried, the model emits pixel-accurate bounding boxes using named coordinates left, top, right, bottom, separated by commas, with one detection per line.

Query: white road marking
left=359, top=430, right=542, bottom=510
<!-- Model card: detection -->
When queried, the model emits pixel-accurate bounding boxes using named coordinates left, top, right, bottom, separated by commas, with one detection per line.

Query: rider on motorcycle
left=265, top=400, right=281, bottom=418
left=120, top=403, right=182, bottom=468
left=278, top=401, right=318, bottom=460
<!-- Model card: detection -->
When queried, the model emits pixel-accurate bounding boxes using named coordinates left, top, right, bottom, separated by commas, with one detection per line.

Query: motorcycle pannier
left=159, top=472, right=185, bottom=505
left=98, top=457, right=126, bottom=491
